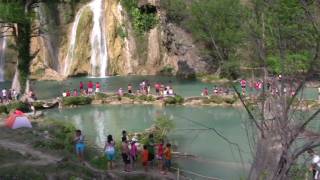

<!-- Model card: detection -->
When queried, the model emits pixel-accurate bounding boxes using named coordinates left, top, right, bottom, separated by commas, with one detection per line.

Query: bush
left=117, top=25, right=127, bottom=39
left=209, top=95, right=224, bottom=104
left=159, top=65, right=174, bottom=75
left=164, top=95, right=184, bottom=105
left=7, top=102, right=30, bottom=113
left=224, top=96, right=237, bottom=104
left=123, top=93, right=136, bottom=99
left=62, top=96, right=92, bottom=106
left=0, top=105, right=8, bottom=114
left=94, top=93, right=109, bottom=100
left=121, top=0, right=158, bottom=34
left=90, top=156, right=108, bottom=170
left=175, top=95, right=184, bottom=104
left=34, top=120, right=76, bottom=152
left=138, top=95, right=155, bottom=101
left=31, top=101, right=45, bottom=110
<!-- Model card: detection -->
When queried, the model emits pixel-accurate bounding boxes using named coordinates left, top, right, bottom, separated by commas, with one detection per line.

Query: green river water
left=45, top=105, right=251, bottom=180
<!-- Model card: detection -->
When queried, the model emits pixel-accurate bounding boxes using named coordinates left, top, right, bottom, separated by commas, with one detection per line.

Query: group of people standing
left=0, top=88, right=19, bottom=103
left=74, top=130, right=172, bottom=174
left=62, top=81, right=101, bottom=97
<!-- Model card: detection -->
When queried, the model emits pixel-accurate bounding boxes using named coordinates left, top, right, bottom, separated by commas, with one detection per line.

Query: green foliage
left=31, top=101, right=45, bottom=110
left=160, top=0, right=187, bottom=24
left=94, top=92, right=109, bottom=100
left=188, top=0, right=245, bottom=78
left=154, top=116, right=175, bottom=137
left=34, top=120, right=76, bottom=152
left=288, top=164, right=309, bottom=180
left=117, top=25, right=127, bottom=39
left=90, top=156, right=108, bottom=170
left=138, top=95, right=155, bottom=101
left=0, top=105, right=8, bottom=114
left=121, top=0, right=158, bottom=34
left=123, top=93, right=135, bottom=99
left=209, top=95, right=224, bottom=104
left=62, top=96, right=92, bottom=106
left=6, top=101, right=30, bottom=113
left=267, top=52, right=311, bottom=75
left=159, top=65, right=174, bottom=76
left=164, top=95, right=184, bottom=105
left=249, top=0, right=317, bottom=76
left=0, top=2, right=29, bottom=24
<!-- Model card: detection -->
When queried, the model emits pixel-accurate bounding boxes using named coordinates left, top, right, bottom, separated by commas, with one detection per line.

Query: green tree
left=0, top=0, right=39, bottom=93
left=188, top=0, right=246, bottom=79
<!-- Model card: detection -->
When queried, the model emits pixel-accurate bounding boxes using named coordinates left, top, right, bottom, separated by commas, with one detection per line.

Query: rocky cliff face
left=26, top=0, right=211, bottom=80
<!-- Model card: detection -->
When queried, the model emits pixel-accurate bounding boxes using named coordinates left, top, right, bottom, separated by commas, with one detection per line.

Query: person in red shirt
left=79, top=81, right=84, bottom=90
left=95, top=82, right=101, bottom=93
left=66, top=90, right=71, bottom=97
left=163, top=143, right=172, bottom=175
left=142, top=145, right=149, bottom=172
left=156, top=139, right=164, bottom=172
left=87, top=81, right=93, bottom=94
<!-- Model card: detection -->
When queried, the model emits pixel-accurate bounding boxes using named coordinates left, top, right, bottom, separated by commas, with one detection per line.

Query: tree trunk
left=16, top=22, right=31, bottom=93
left=249, top=130, right=294, bottom=180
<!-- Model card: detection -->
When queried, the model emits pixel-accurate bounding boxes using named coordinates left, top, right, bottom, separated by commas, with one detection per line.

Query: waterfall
left=89, top=0, right=108, bottom=77
left=0, top=36, right=6, bottom=82
left=63, top=6, right=87, bottom=76
left=63, top=0, right=108, bottom=77
left=37, top=4, right=60, bottom=71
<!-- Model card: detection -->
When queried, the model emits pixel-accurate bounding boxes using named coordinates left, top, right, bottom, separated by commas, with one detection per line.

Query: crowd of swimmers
left=62, top=80, right=176, bottom=98
left=74, top=130, right=172, bottom=174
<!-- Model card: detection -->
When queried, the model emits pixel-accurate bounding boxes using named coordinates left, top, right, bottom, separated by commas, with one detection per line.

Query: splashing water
left=0, top=36, right=6, bottom=82
left=63, top=0, right=108, bottom=77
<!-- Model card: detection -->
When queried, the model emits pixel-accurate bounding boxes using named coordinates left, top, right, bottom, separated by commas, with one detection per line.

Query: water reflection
left=45, top=105, right=251, bottom=179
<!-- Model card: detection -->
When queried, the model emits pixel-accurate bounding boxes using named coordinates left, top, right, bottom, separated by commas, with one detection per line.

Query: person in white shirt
left=308, top=149, right=320, bottom=179
left=2, top=88, right=7, bottom=102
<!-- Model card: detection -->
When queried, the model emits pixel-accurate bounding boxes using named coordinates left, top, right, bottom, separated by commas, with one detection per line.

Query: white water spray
left=63, top=0, right=108, bottom=77
left=63, top=6, right=87, bottom=76
left=0, top=36, right=6, bottom=82
left=89, top=0, right=108, bottom=77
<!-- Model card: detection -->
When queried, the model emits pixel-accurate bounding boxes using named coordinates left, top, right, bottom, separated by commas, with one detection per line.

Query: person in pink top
left=130, top=140, right=138, bottom=169
left=154, top=83, right=160, bottom=95
left=240, top=79, right=246, bottom=95
left=73, top=89, right=78, bottom=97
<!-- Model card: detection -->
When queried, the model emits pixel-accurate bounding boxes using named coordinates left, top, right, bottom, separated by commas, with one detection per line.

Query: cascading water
left=0, top=36, right=6, bottom=82
left=63, top=0, right=108, bottom=77
left=89, top=0, right=108, bottom=77
left=63, top=6, right=87, bottom=76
